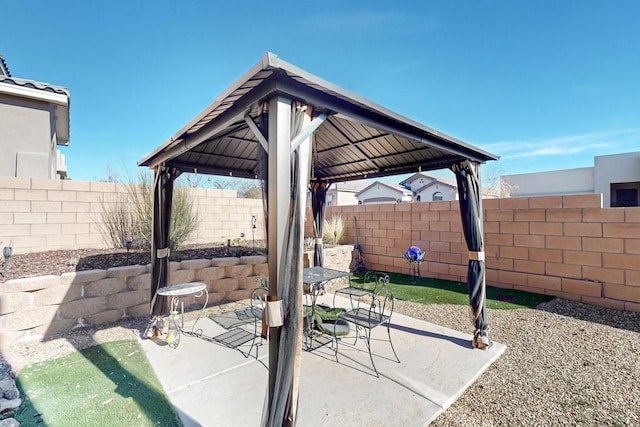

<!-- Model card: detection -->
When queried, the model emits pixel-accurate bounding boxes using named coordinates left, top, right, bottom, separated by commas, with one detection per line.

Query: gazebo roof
left=138, top=52, right=498, bottom=182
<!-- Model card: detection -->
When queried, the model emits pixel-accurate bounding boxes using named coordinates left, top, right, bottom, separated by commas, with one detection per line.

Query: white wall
left=417, top=185, right=457, bottom=202
left=0, top=93, right=53, bottom=179
left=357, top=183, right=406, bottom=204
left=335, top=190, right=358, bottom=206
left=594, top=152, right=640, bottom=207
left=502, top=167, right=594, bottom=198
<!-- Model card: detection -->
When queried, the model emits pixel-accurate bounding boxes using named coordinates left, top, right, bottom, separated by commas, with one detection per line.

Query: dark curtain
left=309, top=181, right=329, bottom=267
left=451, top=160, right=489, bottom=348
left=149, top=165, right=177, bottom=316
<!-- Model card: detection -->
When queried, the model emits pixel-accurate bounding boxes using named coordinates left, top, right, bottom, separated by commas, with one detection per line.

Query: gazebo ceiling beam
left=322, top=119, right=380, bottom=171
left=316, top=131, right=391, bottom=154
left=184, top=149, right=256, bottom=165
left=290, top=112, right=327, bottom=153
left=244, top=115, right=269, bottom=152
left=168, top=161, right=258, bottom=179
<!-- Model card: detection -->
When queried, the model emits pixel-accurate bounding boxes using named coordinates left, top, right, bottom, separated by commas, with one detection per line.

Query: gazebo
left=138, top=52, right=498, bottom=426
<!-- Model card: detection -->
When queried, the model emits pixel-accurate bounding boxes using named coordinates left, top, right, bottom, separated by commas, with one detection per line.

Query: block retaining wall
left=0, top=246, right=351, bottom=349
left=317, top=194, right=640, bottom=312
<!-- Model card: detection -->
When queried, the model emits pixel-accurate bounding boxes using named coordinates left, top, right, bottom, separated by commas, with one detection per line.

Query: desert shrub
left=323, top=214, right=345, bottom=245
left=98, top=170, right=199, bottom=252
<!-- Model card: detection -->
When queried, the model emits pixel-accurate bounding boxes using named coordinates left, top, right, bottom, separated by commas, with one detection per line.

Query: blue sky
left=3, top=1, right=639, bottom=183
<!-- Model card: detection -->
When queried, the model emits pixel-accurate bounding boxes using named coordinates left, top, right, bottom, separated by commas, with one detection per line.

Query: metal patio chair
left=333, top=270, right=381, bottom=309
left=337, top=274, right=400, bottom=376
left=207, top=282, right=267, bottom=359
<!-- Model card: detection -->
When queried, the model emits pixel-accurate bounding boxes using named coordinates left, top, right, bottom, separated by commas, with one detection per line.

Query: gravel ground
left=3, top=295, right=638, bottom=426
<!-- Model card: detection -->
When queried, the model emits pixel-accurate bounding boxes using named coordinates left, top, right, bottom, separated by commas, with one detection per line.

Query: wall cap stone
left=180, top=259, right=212, bottom=269
left=211, top=257, right=240, bottom=267
left=61, top=269, right=107, bottom=285
left=107, top=265, right=148, bottom=278
left=240, top=255, right=267, bottom=265
left=2, top=275, right=60, bottom=293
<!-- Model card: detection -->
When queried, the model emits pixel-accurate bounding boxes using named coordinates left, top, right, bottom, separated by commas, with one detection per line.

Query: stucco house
left=500, top=151, right=640, bottom=207
left=355, top=181, right=413, bottom=204
left=325, top=179, right=369, bottom=206
left=399, top=172, right=458, bottom=202
left=0, top=53, right=70, bottom=179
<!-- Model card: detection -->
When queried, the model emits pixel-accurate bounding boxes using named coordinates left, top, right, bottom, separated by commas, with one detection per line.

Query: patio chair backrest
left=362, top=271, right=390, bottom=293
left=370, top=280, right=393, bottom=321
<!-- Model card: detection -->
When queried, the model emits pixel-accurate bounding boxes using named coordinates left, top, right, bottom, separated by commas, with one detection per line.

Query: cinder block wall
left=0, top=176, right=265, bottom=254
left=315, top=194, right=640, bottom=312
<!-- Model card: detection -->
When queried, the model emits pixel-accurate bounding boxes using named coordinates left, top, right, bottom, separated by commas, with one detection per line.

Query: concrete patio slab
left=139, top=294, right=506, bottom=426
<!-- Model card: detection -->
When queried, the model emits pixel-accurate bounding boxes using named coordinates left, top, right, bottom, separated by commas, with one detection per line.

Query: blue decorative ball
left=405, top=246, right=424, bottom=262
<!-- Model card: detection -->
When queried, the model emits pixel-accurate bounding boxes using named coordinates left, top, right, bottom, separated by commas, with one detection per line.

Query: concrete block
left=582, top=296, right=625, bottom=310
left=238, top=276, right=262, bottom=290
left=212, top=278, right=239, bottom=293
left=169, top=269, right=195, bottom=285
left=0, top=201, right=30, bottom=213
left=603, top=253, right=640, bottom=270
left=13, top=212, right=47, bottom=224
left=253, top=263, right=269, bottom=277
left=126, top=273, right=151, bottom=291
left=0, top=292, right=31, bottom=315
left=240, top=255, right=267, bottom=265
left=197, top=267, right=226, bottom=281
left=2, top=305, right=59, bottom=330
left=106, top=290, right=148, bottom=310
left=169, top=261, right=181, bottom=271
left=61, top=269, right=107, bottom=285
left=227, top=264, right=252, bottom=278
left=624, top=301, right=640, bottom=312
left=107, top=265, right=148, bottom=278
left=58, top=296, right=107, bottom=319
left=211, top=257, right=240, bottom=267
left=85, top=278, right=126, bottom=297
left=180, top=259, right=212, bottom=270
left=561, top=278, right=602, bottom=298
left=33, top=283, right=83, bottom=305
left=86, top=309, right=125, bottom=325
left=3, top=275, right=60, bottom=293
left=126, top=303, right=151, bottom=318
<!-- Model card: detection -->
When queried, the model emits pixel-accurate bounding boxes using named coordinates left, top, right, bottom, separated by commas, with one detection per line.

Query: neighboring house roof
left=0, top=54, right=11, bottom=77
left=331, top=179, right=370, bottom=193
left=414, top=180, right=456, bottom=194
left=0, top=75, right=70, bottom=145
left=400, top=171, right=457, bottom=188
left=355, top=181, right=412, bottom=197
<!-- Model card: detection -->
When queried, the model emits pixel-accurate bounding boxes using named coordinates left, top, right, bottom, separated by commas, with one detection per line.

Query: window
left=432, top=192, right=443, bottom=201
left=611, top=182, right=640, bottom=207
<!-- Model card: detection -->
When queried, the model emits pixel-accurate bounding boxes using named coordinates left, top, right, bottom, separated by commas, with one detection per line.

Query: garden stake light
left=3, top=245, right=13, bottom=279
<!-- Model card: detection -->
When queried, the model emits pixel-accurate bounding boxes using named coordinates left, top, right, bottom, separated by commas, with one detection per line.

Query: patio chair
left=337, top=274, right=400, bottom=377
left=207, top=284, right=267, bottom=359
left=333, top=270, right=380, bottom=309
